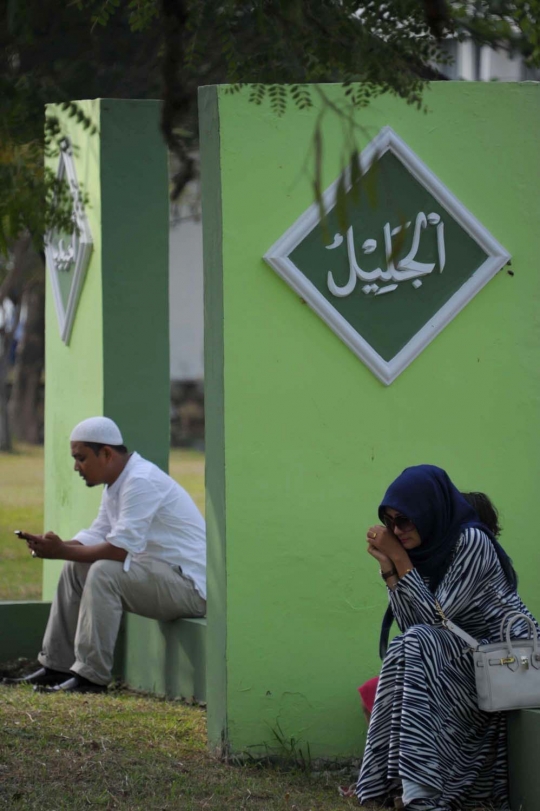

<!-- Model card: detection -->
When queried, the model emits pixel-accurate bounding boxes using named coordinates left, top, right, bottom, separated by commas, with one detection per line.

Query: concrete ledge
left=0, top=603, right=206, bottom=704
left=0, top=601, right=51, bottom=662
left=121, top=613, right=206, bottom=702
left=508, top=708, right=540, bottom=811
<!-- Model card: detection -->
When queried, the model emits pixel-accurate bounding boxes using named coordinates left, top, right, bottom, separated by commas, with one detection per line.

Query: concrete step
left=0, top=601, right=206, bottom=703
left=508, top=709, right=540, bottom=811
left=121, top=613, right=206, bottom=702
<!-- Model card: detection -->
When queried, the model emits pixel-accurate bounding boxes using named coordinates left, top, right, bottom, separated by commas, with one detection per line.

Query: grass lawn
left=169, top=448, right=205, bottom=515
left=0, top=446, right=205, bottom=602
left=0, top=687, right=358, bottom=811
left=0, top=445, right=46, bottom=601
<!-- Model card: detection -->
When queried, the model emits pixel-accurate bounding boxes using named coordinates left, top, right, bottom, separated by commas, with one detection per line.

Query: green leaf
left=334, top=171, right=348, bottom=235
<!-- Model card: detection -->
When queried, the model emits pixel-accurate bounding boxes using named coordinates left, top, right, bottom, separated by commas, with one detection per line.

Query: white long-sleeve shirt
left=74, top=452, right=206, bottom=599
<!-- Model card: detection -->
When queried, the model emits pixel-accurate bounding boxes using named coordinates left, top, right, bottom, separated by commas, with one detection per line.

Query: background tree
left=79, top=0, right=540, bottom=196
left=0, top=0, right=163, bottom=448
left=1, top=0, right=539, bottom=448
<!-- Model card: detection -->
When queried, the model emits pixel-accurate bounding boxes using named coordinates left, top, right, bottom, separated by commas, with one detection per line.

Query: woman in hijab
left=356, top=465, right=538, bottom=811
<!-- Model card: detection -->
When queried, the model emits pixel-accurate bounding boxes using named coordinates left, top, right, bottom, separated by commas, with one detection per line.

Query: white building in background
left=438, top=39, right=540, bottom=81
left=168, top=44, right=539, bottom=385
left=169, top=179, right=203, bottom=383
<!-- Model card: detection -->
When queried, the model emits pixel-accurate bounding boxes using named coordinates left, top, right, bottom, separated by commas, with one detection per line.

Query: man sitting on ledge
left=7, top=416, right=206, bottom=694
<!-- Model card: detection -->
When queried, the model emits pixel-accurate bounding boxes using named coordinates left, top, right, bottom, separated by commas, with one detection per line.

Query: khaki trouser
left=38, top=558, right=206, bottom=685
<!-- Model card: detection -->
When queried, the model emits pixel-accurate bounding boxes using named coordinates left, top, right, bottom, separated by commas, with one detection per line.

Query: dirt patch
left=0, top=657, right=39, bottom=679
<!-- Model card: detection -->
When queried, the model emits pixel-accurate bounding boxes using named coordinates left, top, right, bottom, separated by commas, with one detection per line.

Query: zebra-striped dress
left=356, top=528, right=538, bottom=811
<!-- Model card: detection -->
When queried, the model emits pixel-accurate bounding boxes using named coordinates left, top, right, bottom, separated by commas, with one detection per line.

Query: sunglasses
left=381, top=513, right=416, bottom=533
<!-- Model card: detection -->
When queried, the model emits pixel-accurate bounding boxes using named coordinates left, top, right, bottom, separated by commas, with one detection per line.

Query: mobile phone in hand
left=14, top=530, right=37, bottom=557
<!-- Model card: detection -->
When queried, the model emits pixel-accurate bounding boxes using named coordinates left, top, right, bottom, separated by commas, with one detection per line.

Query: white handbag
left=436, top=604, right=540, bottom=712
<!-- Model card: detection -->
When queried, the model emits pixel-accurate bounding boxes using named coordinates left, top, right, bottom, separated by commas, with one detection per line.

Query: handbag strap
left=437, top=603, right=540, bottom=654
left=499, top=611, right=527, bottom=642
left=504, top=613, right=540, bottom=659
left=435, top=600, right=480, bottom=649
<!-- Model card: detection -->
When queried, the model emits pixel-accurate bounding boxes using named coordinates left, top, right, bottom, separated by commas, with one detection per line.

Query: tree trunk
left=0, top=235, right=45, bottom=447
left=0, top=302, right=21, bottom=452
left=8, top=271, right=45, bottom=444
left=0, top=337, right=12, bottom=452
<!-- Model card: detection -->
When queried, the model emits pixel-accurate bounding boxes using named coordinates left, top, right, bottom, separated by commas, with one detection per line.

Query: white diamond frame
left=264, top=126, right=511, bottom=385
left=45, top=140, right=93, bottom=345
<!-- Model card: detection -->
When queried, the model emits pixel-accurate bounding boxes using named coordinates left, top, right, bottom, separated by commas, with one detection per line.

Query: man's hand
left=20, top=532, right=126, bottom=564
left=25, top=531, right=65, bottom=560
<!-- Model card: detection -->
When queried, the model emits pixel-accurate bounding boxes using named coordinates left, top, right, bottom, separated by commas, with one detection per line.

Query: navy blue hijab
left=378, top=465, right=517, bottom=659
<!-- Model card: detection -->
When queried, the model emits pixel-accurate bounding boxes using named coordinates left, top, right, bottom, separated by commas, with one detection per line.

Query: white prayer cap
left=70, top=416, right=124, bottom=446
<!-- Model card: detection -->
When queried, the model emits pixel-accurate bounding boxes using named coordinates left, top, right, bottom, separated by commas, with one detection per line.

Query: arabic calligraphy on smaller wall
left=44, top=140, right=93, bottom=345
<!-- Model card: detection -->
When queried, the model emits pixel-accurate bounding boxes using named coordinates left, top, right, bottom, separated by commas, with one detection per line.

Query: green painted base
left=0, top=601, right=124, bottom=676
left=0, top=603, right=203, bottom=699
left=508, top=709, right=540, bottom=811
left=0, top=601, right=51, bottom=663
left=121, top=614, right=206, bottom=702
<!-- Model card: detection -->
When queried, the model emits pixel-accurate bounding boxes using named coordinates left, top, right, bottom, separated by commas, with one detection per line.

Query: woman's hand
left=366, top=524, right=404, bottom=564
left=367, top=543, right=393, bottom=571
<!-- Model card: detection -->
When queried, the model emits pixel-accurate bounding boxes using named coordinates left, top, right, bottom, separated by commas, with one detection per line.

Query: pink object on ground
left=358, top=676, right=379, bottom=713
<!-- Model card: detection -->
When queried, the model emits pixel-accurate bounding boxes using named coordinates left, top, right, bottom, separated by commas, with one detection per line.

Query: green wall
left=0, top=602, right=51, bottom=661
left=200, top=82, right=540, bottom=757
left=508, top=709, right=540, bottom=810
left=200, top=87, right=227, bottom=747
left=43, top=99, right=169, bottom=599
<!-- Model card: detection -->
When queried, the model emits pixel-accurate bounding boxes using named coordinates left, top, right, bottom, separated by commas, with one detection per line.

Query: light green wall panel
left=200, top=82, right=540, bottom=757
left=44, top=100, right=104, bottom=597
left=43, top=99, right=169, bottom=600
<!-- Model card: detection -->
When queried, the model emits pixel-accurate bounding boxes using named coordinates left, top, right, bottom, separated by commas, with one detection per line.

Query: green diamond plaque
left=264, top=127, right=510, bottom=384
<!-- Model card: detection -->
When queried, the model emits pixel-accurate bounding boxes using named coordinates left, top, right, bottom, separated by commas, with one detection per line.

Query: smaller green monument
left=43, top=98, right=169, bottom=598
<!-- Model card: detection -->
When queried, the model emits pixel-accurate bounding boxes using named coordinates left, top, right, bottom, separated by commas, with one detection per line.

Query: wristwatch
left=380, top=567, right=397, bottom=581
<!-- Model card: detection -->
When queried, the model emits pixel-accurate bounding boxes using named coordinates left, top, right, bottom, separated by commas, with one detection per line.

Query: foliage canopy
left=0, top=0, right=162, bottom=254
left=1, top=0, right=540, bottom=252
